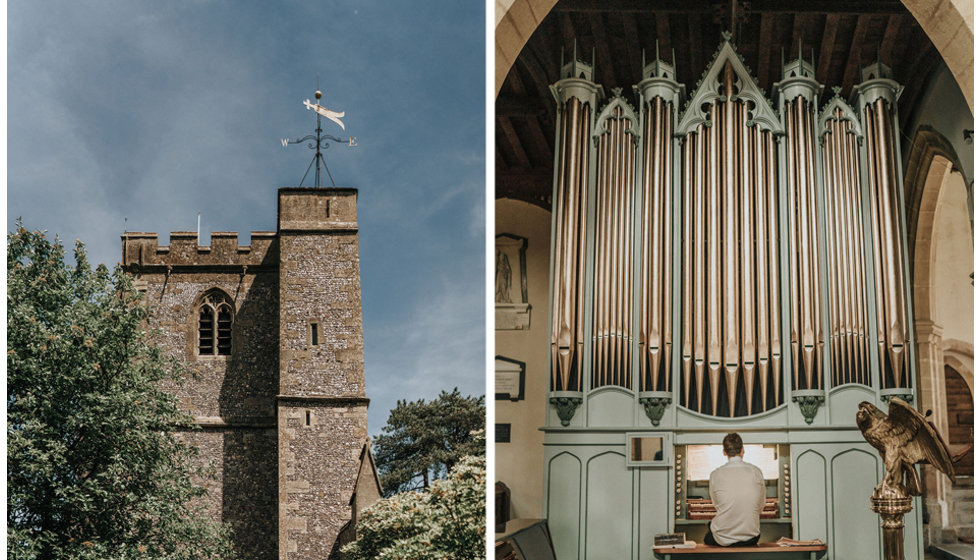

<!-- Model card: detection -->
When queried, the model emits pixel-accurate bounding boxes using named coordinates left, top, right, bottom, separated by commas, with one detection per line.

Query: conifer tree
left=372, top=389, right=484, bottom=496
left=7, top=225, right=229, bottom=560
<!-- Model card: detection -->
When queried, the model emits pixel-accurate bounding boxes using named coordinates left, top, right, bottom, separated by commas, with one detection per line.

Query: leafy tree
left=372, top=389, right=485, bottom=496
left=342, top=432, right=485, bottom=560
left=7, top=225, right=229, bottom=560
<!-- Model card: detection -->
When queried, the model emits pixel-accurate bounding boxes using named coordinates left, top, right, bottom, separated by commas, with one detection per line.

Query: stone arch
left=908, top=135, right=973, bottom=543
left=943, top=338, right=974, bottom=397
left=494, top=0, right=973, bottom=109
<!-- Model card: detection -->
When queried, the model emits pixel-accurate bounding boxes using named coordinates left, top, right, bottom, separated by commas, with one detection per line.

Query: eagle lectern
left=858, top=398, right=955, bottom=560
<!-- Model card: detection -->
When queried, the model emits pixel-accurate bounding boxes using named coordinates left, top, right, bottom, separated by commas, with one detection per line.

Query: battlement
left=120, top=231, right=278, bottom=269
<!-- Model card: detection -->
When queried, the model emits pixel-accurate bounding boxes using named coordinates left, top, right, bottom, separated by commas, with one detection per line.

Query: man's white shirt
left=708, top=456, right=766, bottom=545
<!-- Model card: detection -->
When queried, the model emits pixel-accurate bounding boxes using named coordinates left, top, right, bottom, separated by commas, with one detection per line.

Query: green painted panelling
left=585, top=452, right=633, bottom=560
left=547, top=452, right=582, bottom=560
left=830, top=448, right=883, bottom=560
left=795, top=450, right=828, bottom=542
left=587, top=389, right=635, bottom=427
left=638, top=468, right=671, bottom=556
left=827, top=385, right=876, bottom=424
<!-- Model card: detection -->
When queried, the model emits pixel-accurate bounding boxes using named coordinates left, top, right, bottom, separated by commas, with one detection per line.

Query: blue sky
left=7, top=1, right=486, bottom=437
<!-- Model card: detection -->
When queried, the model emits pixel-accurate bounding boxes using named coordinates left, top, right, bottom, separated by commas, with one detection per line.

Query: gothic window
left=198, top=290, right=233, bottom=356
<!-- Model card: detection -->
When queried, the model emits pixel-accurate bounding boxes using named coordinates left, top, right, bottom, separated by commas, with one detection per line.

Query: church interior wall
left=495, top=198, right=551, bottom=520
left=933, top=168, right=973, bottom=354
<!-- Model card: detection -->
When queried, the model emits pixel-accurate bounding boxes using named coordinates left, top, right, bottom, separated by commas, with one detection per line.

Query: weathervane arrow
left=303, top=99, right=345, bottom=130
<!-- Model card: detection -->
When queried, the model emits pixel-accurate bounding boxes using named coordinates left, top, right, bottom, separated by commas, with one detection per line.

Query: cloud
left=365, top=271, right=485, bottom=436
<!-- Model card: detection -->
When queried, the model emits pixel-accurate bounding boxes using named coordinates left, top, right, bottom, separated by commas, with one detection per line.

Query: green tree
left=342, top=432, right=485, bottom=560
left=372, top=389, right=485, bottom=496
left=7, top=225, right=229, bottom=560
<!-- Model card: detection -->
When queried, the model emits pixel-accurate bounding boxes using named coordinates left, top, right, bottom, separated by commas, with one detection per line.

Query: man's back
left=708, top=457, right=766, bottom=545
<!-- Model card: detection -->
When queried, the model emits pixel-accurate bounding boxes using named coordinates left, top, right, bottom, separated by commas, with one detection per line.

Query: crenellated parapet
left=120, top=231, right=278, bottom=270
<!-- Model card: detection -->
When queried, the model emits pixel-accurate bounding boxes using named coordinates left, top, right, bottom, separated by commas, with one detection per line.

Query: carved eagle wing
left=887, top=397, right=956, bottom=479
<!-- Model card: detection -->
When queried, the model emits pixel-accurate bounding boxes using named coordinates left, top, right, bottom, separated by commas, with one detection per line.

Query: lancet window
left=198, top=290, right=233, bottom=356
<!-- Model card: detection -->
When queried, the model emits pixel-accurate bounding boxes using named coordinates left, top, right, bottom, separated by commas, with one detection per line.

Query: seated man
left=704, top=433, right=765, bottom=547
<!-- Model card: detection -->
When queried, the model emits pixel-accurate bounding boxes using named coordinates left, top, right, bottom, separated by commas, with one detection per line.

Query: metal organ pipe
left=640, top=96, right=673, bottom=393
left=822, top=109, right=871, bottom=387
left=592, top=107, right=636, bottom=389
left=864, top=95, right=911, bottom=389
left=784, top=94, right=824, bottom=392
left=545, top=47, right=917, bottom=420
left=551, top=96, right=591, bottom=392
left=676, top=60, right=783, bottom=416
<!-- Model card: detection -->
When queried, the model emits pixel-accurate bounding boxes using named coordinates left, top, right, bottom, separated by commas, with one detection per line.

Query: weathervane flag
left=303, top=99, right=345, bottom=130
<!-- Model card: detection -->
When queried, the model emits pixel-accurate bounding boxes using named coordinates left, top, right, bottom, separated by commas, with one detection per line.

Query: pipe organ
left=542, top=37, right=922, bottom=560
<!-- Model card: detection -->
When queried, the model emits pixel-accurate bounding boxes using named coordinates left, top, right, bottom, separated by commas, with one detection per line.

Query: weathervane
left=281, top=85, right=356, bottom=187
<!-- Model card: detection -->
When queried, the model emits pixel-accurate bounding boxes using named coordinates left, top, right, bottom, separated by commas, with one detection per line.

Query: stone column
left=914, top=319, right=951, bottom=545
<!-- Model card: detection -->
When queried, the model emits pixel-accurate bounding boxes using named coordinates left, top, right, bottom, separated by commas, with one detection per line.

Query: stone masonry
left=121, top=187, right=380, bottom=559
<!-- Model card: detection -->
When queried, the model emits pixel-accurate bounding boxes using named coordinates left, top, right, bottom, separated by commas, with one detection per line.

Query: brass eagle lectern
left=857, top=398, right=956, bottom=560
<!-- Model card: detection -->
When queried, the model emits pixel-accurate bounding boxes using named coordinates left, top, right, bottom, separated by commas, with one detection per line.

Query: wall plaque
left=495, top=356, right=526, bottom=401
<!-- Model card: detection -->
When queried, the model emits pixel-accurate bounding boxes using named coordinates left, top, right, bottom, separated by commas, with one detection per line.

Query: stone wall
left=277, top=188, right=368, bottom=559
left=122, top=233, right=281, bottom=559
left=278, top=402, right=368, bottom=558
left=122, top=187, right=371, bottom=560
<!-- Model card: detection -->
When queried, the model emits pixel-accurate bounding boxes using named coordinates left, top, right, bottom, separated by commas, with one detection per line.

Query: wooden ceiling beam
left=688, top=15, right=704, bottom=85
left=879, top=14, right=903, bottom=65
left=841, top=15, right=871, bottom=95
left=589, top=13, right=619, bottom=86
left=496, top=169, right=554, bottom=209
left=552, top=0, right=906, bottom=15
left=656, top=12, right=673, bottom=59
left=817, top=14, right=841, bottom=84
left=524, top=115, right=554, bottom=166
left=559, top=12, right=577, bottom=55
left=623, top=11, right=643, bottom=81
left=517, top=53, right=558, bottom=118
left=498, top=117, right=532, bottom=169
left=496, top=95, right=549, bottom=118
left=757, top=13, right=774, bottom=88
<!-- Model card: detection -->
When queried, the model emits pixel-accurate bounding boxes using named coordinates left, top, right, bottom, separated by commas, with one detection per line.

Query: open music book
left=776, top=537, right=825, bottom=547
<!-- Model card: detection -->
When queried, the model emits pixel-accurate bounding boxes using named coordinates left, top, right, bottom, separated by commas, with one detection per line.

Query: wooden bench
left=652, top=543, right=827, bottom=560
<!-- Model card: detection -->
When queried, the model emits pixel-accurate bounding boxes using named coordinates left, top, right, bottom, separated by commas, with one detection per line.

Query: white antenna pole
left=197, top=212, right=201, bottom=244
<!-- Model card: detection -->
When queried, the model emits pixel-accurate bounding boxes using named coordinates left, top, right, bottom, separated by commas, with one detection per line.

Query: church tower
left=276, top=187, right=371, bottom=558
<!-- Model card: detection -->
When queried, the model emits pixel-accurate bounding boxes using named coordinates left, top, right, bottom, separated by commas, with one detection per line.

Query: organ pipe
left=639, top=96, right=674, bottom=392
left=678, top=59, right=783, bottom=416
left=592, top=104, right=637, bottom=389
left=860, top=79, right=911, bottom=390
left=550, top=91, right=594, bottom=393
left=821, top=104, right=871, bottom=387
left=783, top=94, right=825, bottom=392
left=546, top=40, right=911, bottom=421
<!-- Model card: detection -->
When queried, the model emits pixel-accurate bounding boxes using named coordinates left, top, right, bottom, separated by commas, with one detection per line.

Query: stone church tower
left=121, top=187, right=381, bottom=560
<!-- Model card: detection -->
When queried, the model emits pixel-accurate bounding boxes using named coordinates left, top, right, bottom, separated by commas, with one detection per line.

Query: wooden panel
left=795, top=450, right=828, bottom=542
left=830, top=450, right=880, bottom=560
left=638, top=468, right=671, bottom=557
left=547, top=452, right=583, bottom=560
left=585, top=452, right=632, bottom=560
left=587, top=389, right=635, bottom=427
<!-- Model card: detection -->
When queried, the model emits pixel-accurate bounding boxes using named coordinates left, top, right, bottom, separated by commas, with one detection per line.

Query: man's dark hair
left=722, top=433, right=743, bottom=457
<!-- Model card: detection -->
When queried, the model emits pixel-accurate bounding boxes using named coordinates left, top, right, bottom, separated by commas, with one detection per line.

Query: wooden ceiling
left=496, top=0, right=944, bottom=208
